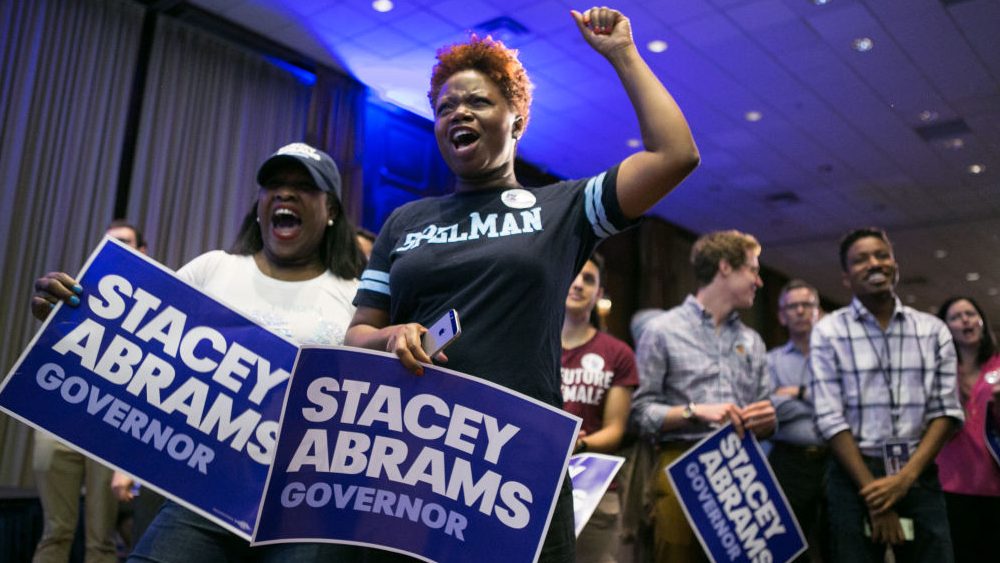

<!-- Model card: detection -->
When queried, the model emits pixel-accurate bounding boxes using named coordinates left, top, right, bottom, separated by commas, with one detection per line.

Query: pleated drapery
left=0, top=0, right=143, bottom=487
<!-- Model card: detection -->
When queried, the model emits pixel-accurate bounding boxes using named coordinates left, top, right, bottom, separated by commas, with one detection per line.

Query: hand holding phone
left=421, top=309, right=462, bottom=358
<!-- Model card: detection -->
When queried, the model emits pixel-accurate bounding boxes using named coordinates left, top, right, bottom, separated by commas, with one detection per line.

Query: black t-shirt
left=354, top=167, right=635, bottom=407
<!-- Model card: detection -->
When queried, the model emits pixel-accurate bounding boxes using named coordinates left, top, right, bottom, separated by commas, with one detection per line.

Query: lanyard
left=861, top=319, right=904, bottom=436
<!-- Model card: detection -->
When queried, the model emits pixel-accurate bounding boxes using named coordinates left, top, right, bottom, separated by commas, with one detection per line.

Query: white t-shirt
left=177, top=251, right=358, bottom=346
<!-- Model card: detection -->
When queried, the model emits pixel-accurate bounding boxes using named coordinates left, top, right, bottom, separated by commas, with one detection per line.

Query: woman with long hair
left=560, top=253, right=637, bottom=562
left=33, top=143, right=366, bottom=562
left=935, top=296, right=1000, bottom=563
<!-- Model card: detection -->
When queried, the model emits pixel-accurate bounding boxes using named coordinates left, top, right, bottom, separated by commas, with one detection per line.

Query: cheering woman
left=346, top=7, right=698, bottom=562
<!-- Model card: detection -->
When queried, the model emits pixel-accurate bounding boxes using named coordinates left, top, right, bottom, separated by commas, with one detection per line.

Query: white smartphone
left=864, top=517, right=914, bottom=541
left=421, top=309, right=462, bottom=357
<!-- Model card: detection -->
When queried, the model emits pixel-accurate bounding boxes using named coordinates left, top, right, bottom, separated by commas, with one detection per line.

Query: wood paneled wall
left=596, top=217, right=835, bottom=350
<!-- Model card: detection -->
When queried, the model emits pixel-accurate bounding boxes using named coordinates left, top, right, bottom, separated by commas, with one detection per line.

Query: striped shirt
left=810, top=297, right=963, bottom=457
left=633, top=295, right=770, bottom=441
left=354, top=167, right=635, bottom=407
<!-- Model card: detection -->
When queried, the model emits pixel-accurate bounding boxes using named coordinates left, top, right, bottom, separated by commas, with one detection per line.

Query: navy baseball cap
left=256, top=143, right=341, bottom=198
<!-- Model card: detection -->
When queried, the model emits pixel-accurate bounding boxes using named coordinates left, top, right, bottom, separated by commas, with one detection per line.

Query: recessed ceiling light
left=647, top=40, right=668, bottom=53
left=852, top=37, right=874, bottom=52
left=933, top=249, right=948, bottom=259
left=967, top=272, right=981, bottom=282
left=943, top=138, right=965, bottom=150
left=745, top=110, right=762, bottom=122
left=989, top=288, right=999, bottom=296
left=626, top=138, right=641, bottom=148
left=968, top=163, right=986, bottom=174
left=905, top=294, right=917, bottom=304
left=918, top=110, right=939, bottom=122
left=372, top=0, right=394, bottom=13
left=812, top=0, right=831, bottom=5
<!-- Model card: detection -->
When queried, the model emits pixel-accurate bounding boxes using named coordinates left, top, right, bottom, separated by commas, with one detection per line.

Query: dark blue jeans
left=128, top=501, right=365, bottom=563
left=361, top=475, right=576, bottom=563
left=768, top=443, right=829, bottom=563
left=826, top=457, right=953, bottom=563
left=134, top=480, right=575, bottom=563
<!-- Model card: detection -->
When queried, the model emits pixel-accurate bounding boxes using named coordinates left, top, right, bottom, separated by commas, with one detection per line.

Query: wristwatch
left=681, top=402, right=696, bottom=421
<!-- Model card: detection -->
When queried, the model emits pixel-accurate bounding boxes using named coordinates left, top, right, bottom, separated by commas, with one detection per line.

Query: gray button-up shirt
left=633, top=295, right=770, bottom=441
left=768, top=342, right=824, bottom=446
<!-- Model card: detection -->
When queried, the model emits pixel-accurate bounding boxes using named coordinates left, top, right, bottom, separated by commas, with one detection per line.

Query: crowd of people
left=21, top=5, right=998, bottom=563
left=570, top=227, right=996, bottom=563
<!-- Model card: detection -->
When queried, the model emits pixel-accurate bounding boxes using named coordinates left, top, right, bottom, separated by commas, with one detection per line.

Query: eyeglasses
left=781, top=302, right=818, bottom=312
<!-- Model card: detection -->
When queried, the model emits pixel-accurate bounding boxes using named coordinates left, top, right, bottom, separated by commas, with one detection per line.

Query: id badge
left=882, top=440, right=911, bottom=476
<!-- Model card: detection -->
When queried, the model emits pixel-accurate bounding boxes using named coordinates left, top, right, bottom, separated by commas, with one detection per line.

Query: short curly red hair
left=428, top=35, right=533, bottom=132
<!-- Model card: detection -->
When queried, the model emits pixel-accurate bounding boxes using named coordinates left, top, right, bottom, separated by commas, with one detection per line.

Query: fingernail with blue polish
left=69, top=296, right=80, bottom=306
left=73, top=284, right=83, bottom=294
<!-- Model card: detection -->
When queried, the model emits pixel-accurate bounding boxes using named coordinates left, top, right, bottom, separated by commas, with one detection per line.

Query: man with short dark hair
left=105, top=220, right=147, bottom=254
left=767, top=278, right=826, bottom=562
left=632, top=229, right=776, bottom=563
left=811, top=227, right=963, bottom=563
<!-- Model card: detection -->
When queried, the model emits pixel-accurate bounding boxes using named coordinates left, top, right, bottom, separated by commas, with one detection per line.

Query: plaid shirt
left=633, top=295, right=770, bottom=441
left=810, top=297, right=964, bottom=457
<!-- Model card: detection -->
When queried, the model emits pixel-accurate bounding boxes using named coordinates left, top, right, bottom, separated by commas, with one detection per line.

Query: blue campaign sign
left=252, top=346, right=582, bottom=563
left=986, top=403, right=1000, bottom=468
left=568, top=453, right=624, bottom=537
left=666, top=425, right=806, bottom=563
left=0, top=238, right=298, bottom=539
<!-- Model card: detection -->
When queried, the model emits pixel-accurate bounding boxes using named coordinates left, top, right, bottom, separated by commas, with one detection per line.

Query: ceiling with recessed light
left=183, top=0, right=999, bottom=323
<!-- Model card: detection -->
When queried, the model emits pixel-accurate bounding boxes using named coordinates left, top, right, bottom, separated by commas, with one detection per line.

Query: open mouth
left=865, top=271, right=888, bottom=284
left=451, top=128, right=480, bottom=151
left=271, top=207, right=302, bottom=239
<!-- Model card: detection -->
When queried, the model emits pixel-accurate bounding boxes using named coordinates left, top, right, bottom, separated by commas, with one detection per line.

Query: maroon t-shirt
left=561, top=331, right=638, bottom=435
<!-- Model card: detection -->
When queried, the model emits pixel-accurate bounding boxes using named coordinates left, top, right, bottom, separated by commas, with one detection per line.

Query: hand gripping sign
left=252, top=346, right=581, bottom=563
left=666, top=425, right=806, bottom=563
left=0, top=238, right=298, bottom=538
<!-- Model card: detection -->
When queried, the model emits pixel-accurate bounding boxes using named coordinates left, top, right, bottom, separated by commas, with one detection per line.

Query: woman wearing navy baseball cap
left=34, top=142, right=366, bottom=562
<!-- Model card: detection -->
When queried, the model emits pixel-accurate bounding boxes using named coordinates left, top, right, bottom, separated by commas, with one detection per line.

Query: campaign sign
left=252, top=346, right=582, bottom=563
left=986, top=402, right=1000, bottom=468
left=666, top=425, right=805, bottom=563
left=568, top=453, right=624, bottom=537
left=0, top=238, right=297, bottom=539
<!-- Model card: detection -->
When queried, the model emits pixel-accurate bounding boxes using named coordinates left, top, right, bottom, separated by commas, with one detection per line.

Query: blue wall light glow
left=264, top=56, right=317, bottom=86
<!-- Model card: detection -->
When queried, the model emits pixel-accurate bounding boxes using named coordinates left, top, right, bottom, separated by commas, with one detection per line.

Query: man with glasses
left=767, top=279, right=826, bottom=562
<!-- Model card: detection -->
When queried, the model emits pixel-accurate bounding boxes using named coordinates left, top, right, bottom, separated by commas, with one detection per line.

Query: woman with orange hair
left=347, top=7, right=698, bottom=561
